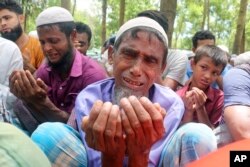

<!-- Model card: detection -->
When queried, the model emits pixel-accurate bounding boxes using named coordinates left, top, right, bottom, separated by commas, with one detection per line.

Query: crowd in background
left=1, top=0, right=250, bottom=166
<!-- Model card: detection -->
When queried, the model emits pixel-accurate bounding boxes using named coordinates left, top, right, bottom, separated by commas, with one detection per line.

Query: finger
left=37, top=78, right=48, bottom=93
left=13, top=72, right=27, bottom=96
left=25, top=70, right=38, bottom=88
left=120, top=108, right=134, bottom=139
left=104, top=105, right=119, bottom=150
left=128, top=96, right=150, bottom=144
left=81, top=116, right=89, bottom=131
left=92, top=102, right=112, bottom=151
left=13, top=79, right=22, bottom=98
left=154, top=103, right=167, bottom=118
left=85, top=100, right=103, bottom=148
left=139, top=97, right=165, bottom=137
left=192, top=89, right=206, bottom=107
left=116, top=113, right=123, bottom=138
left=19, top=70, right=33, bottom=91
left=120, top=97, right=144, bottom=142
left=9, top=71, right=18, bottom=90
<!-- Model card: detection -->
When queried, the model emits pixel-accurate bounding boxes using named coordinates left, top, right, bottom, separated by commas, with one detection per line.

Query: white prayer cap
left=36, top=6, right=74, bottom=27
left=115, top=17, right=168, bottom=46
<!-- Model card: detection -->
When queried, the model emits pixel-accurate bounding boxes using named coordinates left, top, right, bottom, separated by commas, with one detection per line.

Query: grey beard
left=113, top=86, right=145, bottom=105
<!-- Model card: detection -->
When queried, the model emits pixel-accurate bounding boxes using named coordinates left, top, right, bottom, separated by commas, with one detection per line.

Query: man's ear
left=18, top=14, right=25, bottom=24
left=107, top=46, right=114, bottom=65
left=190, top=58, right=195, bottom=70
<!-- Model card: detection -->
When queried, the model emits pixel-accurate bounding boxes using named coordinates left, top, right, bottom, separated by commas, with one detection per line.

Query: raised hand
left=9, top=70, right=47, bottom=102
left=120, top=96, right=165, bottom=166
left=81, top=100, right=125, bottom=166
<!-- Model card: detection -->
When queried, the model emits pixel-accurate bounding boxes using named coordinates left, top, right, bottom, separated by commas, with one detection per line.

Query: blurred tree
left=160, top=0, right=177, bottom=48
left=21, top=0, right=250, bottom=52
left=61, top=0, right=71, bottom=11
left=119, top=0, right=125, bottom=26
left=232, top=0, right=248, bottom=54
left=101, top=0, right=107, bottom=46
left=20, top=0, right=46, bottom=33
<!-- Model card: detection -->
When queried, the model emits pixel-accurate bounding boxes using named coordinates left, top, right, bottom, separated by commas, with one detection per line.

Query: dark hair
left=37, top=22, right=75, bottom=37
left=114, top=27, right=168, bottom=66
left=102, top=36, right=116, bottom=49
left=0, top=0, right=23, bottom=14
left=192, top=30, right=215, bottom=49
left=193, top=45, right=227, bottom=73
left=75, top=22, right=92, bottom=43
left=137, top=10, right=168, bottom=33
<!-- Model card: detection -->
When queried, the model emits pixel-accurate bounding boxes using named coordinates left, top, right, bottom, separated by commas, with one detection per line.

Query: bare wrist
left=102, top=153, right=124, bottom=167
left=128, top=151, right=149, bottom=167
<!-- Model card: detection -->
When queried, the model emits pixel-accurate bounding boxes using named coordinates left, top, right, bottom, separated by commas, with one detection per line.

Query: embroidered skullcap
left=36, top=6, right=74, bottom=27
left=115, top=17, right=168, bottom=46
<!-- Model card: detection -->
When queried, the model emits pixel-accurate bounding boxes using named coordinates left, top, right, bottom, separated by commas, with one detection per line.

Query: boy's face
left=191, top=56, right=223, bottom=91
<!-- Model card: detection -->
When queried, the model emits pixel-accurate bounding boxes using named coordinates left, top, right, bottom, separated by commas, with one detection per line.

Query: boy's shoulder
left=206, top=86, right=224, bottom=101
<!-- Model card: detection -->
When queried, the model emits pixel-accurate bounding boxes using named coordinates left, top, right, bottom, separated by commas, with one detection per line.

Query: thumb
left=81, top=116, right=89, bottom=131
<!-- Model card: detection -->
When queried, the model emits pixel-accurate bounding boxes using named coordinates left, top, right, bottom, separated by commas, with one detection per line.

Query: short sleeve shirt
left=223, top=67, right=250, bottom=107
left=162, top=50, right=188, bottom=86
left=177, top=84, right=224, bottom=126
left=35, top=50, right=107, bottom=113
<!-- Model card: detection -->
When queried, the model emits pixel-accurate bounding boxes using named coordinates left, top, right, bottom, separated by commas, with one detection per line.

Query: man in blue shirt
left=31, top=16, right=185, bottom=166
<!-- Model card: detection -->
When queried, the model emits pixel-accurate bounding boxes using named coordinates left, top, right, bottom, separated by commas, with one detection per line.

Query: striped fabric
left=0, top=97, right=12, bottom=123
left=158, top=123, right=217, bottom=167
left=31, top=122, right=87, bottom=167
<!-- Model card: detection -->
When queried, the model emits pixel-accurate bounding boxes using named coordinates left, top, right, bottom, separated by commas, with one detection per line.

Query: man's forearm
left=25, top=97, right=69, bottom=123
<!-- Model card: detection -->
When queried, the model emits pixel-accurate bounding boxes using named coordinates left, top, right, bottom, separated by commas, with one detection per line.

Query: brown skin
left=73, top=32, right=90, bottom=55
left=181, top=56, right=223, bottom=129
left=81, top=31, right=167, bottom=166
left=224, top=105, right=250, bottom=141
left=9, top=25, right=77, bottom=122
left=186, top=39, right=225, bottom=90
left=0, top=9, right=36, bottom=73
left=158, top=77, right=180, bottom=91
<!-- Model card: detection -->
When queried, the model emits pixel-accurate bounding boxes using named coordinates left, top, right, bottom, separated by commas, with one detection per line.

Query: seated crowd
left=0, top=1, right=249, bottom=167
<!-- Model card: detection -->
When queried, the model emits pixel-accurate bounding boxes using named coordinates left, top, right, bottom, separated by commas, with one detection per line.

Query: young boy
left=158, top=45, right=228, bottom=167
left=177, top=45, right=228, bottom=129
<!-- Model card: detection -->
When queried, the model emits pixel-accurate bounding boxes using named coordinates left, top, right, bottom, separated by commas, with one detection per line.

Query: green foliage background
left=21, top=0, right=250, bottom=53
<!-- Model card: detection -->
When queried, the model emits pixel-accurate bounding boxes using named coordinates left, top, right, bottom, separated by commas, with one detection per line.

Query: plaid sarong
left=31, top=122, right=87, bottom=167
left=158, top=123, right=217, bottom=167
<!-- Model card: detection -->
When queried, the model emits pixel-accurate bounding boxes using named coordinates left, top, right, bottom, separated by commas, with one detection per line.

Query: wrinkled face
left=37, top=25, right=73, bottom=66
left=191, top=56, right=223, bottom=91
left=110, top=31, right=166, bottom=99
left=76, top=32, right=90, bottom=55
left=0, top=9, right=23, bottom=41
